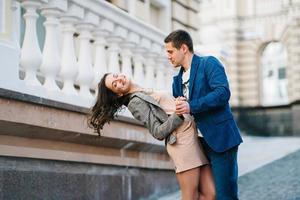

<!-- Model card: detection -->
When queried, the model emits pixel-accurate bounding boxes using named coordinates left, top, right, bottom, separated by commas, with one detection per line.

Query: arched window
left=260, top=42, right=288, bottom=106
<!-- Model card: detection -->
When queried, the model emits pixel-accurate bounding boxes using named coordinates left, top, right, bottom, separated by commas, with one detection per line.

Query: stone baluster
left=155, top=57, right=167, bottom=90
left=144, top=56, right=156, bottom=89
left=164, top=62, right=174, bottom=92
left=76, top=11, right=99, bottom=98
left=11, top=0, right=21, bottom=50
left=3, top=0, right=21, bottom=86
left=144, top=43, right=160, bottom=89
left=20, top=0, right=43, bottom=86
left=132, top=37, right=150, bottom=84
left=59, top=3, right=84, bottom=95
left=120, top=32, right=139, bottom=78
left=92, top=28, right=109, bottom=89
left=106, top=25, right=126, bottom=73
left=40, top=1, right=67, bottom=91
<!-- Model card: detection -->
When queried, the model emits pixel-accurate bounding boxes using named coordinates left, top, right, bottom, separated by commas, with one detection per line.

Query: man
left=164, top=29, right=243, bottom=199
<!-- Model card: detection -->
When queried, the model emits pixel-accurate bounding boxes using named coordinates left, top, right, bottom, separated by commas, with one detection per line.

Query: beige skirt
left=167, top=118, right=209, bottom=173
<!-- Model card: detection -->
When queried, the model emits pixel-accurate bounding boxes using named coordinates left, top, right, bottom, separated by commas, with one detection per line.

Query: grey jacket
left=127, top=92, right=184, bottom=144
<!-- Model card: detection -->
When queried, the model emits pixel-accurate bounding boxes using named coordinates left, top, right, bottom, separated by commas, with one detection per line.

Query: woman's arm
left=128, top=96, right=184, bottom=140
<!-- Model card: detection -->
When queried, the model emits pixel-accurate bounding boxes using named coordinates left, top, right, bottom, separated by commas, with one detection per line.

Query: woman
left=89, top=73, right=215, bottom=200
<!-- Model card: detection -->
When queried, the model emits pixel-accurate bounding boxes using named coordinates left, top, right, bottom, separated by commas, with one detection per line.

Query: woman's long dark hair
left=88, top=73, right=130, bottom=135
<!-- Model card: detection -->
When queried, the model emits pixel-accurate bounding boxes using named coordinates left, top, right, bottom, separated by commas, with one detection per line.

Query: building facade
left=198, top=0, right=300, bottom=107
left=107, top=0, right=201, bottom=41
left=197, top=0, right=300, bottom=136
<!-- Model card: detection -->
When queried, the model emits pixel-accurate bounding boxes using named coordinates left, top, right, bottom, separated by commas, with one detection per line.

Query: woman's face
left=105, top=73, right=132, bottom=96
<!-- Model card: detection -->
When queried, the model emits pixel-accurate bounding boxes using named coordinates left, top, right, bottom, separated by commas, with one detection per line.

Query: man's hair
left=164, top=29, right=194, bottom=53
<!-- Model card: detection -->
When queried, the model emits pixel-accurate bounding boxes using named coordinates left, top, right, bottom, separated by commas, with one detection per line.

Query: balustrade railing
left=2, top=0, right=173, bottom=108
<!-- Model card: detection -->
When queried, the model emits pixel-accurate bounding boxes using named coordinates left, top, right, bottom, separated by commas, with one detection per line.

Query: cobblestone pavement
left=158, top=136, right=300, bottom=200
left=239, top=149, right=300, bottom=200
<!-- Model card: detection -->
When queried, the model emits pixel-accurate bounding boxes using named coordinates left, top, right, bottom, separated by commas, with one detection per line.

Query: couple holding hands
left=89, top=30, right=243, bottom=200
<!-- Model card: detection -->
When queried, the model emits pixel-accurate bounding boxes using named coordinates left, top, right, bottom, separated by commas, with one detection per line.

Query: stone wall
left=0, top=156, right=178, bottom=200
left=0, top=88, right=177, bottom=199
left=233, top=102, right=300, bottom=136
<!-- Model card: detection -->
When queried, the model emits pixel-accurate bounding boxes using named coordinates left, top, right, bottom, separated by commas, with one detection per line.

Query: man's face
left=105, top=73, right=131, bottom=96
left=165, top=42, right=185, bottom=68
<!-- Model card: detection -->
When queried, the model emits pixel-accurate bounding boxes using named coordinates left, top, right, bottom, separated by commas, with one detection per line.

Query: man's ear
left=181, top=44, right=188, bottom=53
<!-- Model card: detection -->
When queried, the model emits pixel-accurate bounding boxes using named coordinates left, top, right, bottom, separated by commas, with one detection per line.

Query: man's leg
left=199, top=138, right=239, bottom=200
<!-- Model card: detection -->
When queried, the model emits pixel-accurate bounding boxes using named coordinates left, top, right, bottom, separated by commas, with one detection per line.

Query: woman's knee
left=203, top=191, right=216, bottom=200
left=182, top=189, right=199, bottom=200
left=199, top=191, right=216, bottom=200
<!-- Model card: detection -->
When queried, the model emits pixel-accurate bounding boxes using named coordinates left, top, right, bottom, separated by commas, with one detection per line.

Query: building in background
left=197, top=0, right=300, bottom=136
left=106, top=0, right=200, bottom=41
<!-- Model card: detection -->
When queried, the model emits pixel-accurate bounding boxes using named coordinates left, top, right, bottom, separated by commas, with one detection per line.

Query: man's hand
left=175, top=97, right=190, bottom=115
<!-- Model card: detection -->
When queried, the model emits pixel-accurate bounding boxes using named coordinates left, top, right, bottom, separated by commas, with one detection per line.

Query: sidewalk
left=239, top=149, right=300, bottom=200
left=158, top=136, right=300, bottom=200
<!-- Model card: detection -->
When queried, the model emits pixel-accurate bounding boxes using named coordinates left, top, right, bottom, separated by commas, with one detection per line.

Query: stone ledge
left=0, top=95, right=165, bottom=153
left=0, top=95, right=172, bottom=169
left=0, top=88, right=142, bottom=125
left=0, top=135, right=172, bottom=169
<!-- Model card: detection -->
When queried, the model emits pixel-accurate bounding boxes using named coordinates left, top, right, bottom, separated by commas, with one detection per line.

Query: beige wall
left=198, top=0, right=300, bottom=106
left=107, top=0, right=200, bottom=34
left=107, top=0, right=172, bottom=32
left=171, top=0, right=200, bottom=43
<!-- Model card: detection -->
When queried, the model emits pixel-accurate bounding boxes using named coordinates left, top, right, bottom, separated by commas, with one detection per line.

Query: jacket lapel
left=188, top=55, right=199, bottom=100
left=174, top=68, right=184, bottom=97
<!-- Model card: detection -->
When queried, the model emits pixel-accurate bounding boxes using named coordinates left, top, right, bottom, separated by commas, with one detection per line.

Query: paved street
left=239, top=149, right=300, bottom=200
left=158, top=136, right=300, bottom=200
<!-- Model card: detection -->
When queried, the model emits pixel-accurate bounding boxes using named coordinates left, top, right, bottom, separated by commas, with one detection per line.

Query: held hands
left=175, top=97, right=190, bottom=115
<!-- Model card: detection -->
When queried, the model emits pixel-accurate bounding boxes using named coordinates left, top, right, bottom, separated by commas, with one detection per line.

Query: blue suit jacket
left=173, top=55, right=243, bottom=153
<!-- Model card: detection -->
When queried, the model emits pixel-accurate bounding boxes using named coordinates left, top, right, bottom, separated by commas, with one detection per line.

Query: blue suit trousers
left=199, top=137, right=239, bottom=200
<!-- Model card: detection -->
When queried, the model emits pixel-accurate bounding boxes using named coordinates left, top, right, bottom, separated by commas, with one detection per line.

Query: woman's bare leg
left=198, top=165, right=216, bottom=200
left=176, top=167, right=200, bottom=200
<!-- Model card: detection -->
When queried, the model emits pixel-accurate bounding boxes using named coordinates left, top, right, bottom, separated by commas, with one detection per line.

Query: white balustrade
left=40, top=7, right=61, bottom=91
left=132, top=37, right=150, bottom=84
left=76, top=15, right=97, bottom=99
left=145, top=43, right=161, bottom=89
left=144, top=55, right=156, bottom=89
left=2, top=0, right=170, bottom=108
left=120, top=44, right=134, bottom=78
left=59, top=2, right=84, bottom=96
left=76, top=10, right=98, bottom=98
left=20, top=0, right=43, bottom=86
left=11, top=0, right=21, bottom=50
left=106, top=37, right=121, bottom=73
left=120, top=32, right=139, bottom=78
left=132, top=51, right=144, bottom=84
left=156, top=57, right=167, bottom=90
left=164, top=63, right=174, bottom=92
left=59, top=16, right=79, bottom=95
left=92, top=29, right=109, bottom=89
left=106, top=25, right=127, bottom=73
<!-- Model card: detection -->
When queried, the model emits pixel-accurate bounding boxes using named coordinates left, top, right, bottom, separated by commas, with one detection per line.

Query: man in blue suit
left=164, top=30, right=243, bottom=199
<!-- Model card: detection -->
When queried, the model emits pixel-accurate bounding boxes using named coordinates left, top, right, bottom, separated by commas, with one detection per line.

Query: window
left=260, top=42, right=288, bottom=105
left=278, top=68, right=286, bottom=80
